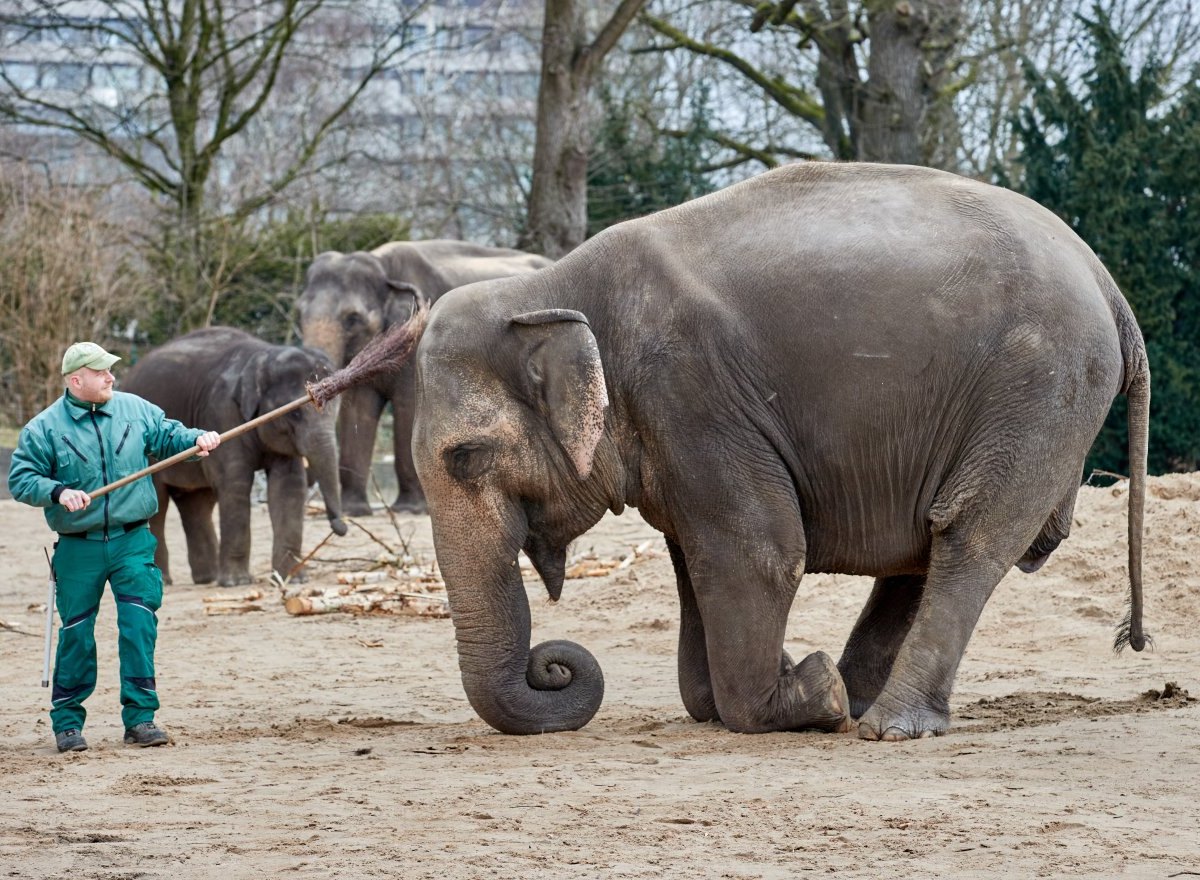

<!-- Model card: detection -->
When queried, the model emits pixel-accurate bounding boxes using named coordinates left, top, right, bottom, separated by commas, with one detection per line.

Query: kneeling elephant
left=410, top=162, right=1150, bottom=741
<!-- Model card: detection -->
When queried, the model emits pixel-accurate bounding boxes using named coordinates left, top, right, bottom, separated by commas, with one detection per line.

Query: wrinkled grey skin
left=298, top=240, right=552, bottom=516
left=411, top=162, right=1150, bottom=740
left=123, top=327, right=347, bottom=587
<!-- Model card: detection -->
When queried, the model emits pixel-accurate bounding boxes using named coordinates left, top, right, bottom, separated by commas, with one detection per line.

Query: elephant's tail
left=1110, top=283, right=1150, bottom=654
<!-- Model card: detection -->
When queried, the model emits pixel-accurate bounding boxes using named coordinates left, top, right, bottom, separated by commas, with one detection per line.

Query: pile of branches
left=203, top=491, right=661, bottom=619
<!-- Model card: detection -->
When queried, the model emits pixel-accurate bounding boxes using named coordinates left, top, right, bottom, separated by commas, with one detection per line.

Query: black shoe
left=55, top=729, right=88, bottom=752
left=123, top=721, right=169, bottom=747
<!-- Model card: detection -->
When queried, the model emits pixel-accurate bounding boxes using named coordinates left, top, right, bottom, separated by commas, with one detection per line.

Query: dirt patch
left=0, top=475, right=1198, bottom=878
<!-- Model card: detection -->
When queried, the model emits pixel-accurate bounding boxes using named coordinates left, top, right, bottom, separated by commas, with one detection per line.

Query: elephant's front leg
left=337, top=384, right=387, bottom=517
left=389, top=369, right=426, bottom=514
left=266, top=457, right=307, bottom=583
left=684, top=545, right=849, bottom=734
left=667, top=538, right=718, bottom=723
left=837, top=574, right=926, bottom=719
left=174, top=488, right=219, bottom=584
left=149, top=479, right=174, bottom=584
left=214, top=472, right=256, bottom=586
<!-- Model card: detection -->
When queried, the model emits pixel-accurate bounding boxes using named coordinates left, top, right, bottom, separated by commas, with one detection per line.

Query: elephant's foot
left=284, top=568, right=309, bottom=584
left=390, top=496, right=427, bottom=515
left=189, top=570, right=215, bottom=585
left=786, top=651, right=852, bottom=734
left=681, top=652, right=810, bottom=728
left=856, top=695, right=949, bottom=741
left=218, top=571, right=254, bottom=587
left=836, top=656, right=891, bottom=720
left=342, top=497, right=374, bottom=518
left=679, top=671, right=719, bottom=723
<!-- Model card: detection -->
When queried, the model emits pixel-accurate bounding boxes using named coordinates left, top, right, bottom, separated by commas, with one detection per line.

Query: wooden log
left=203, top=603, right=265, bottom=615
left=285, top=592, right=375, bottom=615
left=284, top=590, right=449, bottom=618
left=203, top=589, right=263, bottom=603
left=337, top=571, right=392, bottom=585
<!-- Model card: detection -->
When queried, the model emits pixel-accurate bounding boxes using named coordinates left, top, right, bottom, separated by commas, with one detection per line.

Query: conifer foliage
left=1008, top=9, right=1200, bottom=474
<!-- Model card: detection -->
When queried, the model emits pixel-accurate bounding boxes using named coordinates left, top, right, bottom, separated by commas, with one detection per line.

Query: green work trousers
left=49, top=526, right=164, bottom=733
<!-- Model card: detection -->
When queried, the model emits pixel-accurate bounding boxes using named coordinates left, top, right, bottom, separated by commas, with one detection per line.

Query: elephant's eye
left=444, top=442, right=494, bottom=482
left=340, top=311, right=365, bottom=329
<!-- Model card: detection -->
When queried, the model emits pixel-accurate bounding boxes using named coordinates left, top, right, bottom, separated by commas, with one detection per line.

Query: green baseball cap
left=61, top=341, right=121, bottom=375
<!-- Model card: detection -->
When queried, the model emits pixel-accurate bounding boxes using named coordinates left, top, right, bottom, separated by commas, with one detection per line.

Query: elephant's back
left=122, top=327, right=263, bottom=424
left=375, top=240, right=552, bottom=299
left=569, top=164, right=1127, bottom=572
left=606, top=163, right=1124, bottom=388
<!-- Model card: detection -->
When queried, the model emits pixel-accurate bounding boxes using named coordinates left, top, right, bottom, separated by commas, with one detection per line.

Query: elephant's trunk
left=434, top=513, right=603, bottom=734
left=307, top=420, right=347, bottom=536
left=301, top=317, right=347, bottom=369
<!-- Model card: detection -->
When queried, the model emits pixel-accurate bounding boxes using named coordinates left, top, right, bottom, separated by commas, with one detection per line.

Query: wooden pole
left=87, top=392, right=314, bottom=500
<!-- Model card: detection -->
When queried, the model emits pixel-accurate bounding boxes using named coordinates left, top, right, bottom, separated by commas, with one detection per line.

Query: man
left=8, top=341, right=221, bottom=753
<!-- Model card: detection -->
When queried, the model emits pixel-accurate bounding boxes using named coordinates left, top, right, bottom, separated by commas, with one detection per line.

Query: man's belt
left=59, top=519, right=149, bottom=540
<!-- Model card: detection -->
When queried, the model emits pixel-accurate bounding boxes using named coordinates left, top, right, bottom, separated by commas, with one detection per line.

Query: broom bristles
left=306, top=300, right=429, bottom=408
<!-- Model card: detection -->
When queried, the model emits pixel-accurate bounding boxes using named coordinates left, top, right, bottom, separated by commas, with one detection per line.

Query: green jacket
left=8, top=390, right=204, bottom=538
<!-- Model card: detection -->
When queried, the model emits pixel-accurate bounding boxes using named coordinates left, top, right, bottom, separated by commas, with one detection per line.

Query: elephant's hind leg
left=855, top=533, right=1011, bottom=741
left=837, top=574, right=926, bottom=719
left=855, top=478, right=1059, bottom=742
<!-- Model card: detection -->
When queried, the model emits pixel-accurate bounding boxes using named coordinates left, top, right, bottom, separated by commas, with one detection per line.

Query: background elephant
left=298, top=239, right=552, bottom=516
left=410, top=162, right=1149, bottom=740
left=123, top=327, right=347, bottom=586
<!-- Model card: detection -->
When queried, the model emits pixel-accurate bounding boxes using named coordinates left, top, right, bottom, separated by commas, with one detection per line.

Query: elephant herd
left=131, top=162, right=1151, bottom=742
left=126, top=240, right=550, bottom=587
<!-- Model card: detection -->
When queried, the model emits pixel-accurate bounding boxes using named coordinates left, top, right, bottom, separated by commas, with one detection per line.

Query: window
left=462, top=26, right=492, bottom=47
left=42, top=63, right=90, bottom=91
left=92, top=63, right=140, bottom=92
left=2, top=62, right=40, bottom=90
left=500, top=71, right=539, bottom=99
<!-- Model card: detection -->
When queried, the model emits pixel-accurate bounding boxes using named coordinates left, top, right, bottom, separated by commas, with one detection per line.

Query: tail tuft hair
left=1113, top=605, right=1152, bottom=654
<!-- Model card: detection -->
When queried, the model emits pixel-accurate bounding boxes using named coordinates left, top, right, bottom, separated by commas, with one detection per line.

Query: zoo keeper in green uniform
left=8, top=342, right=221, bottom=753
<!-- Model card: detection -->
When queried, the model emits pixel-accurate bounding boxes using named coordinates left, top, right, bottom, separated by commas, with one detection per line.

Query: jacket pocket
left=60, top=437, right=88, bottom=463
left=54, top=449, right=84, bottom=487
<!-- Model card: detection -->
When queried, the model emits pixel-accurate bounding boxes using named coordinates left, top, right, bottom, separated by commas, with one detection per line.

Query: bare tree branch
left=639, top=11, right=825, bottom=125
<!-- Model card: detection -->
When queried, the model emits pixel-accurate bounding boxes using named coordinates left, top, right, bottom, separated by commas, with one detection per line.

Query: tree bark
left=859, top=0, right=963, bottom=165
left=520, top=0, right=648, bottom=258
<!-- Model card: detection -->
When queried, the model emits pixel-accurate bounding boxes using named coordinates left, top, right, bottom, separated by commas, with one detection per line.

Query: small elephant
left=410, top=162, right=1150, bottom=740
left=122, top=327, right=347, bottom=586
left=298, top=239, right=552, bottom=516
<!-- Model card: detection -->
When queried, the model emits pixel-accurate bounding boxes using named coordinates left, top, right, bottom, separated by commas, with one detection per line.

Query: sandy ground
left=0, top=474, right=1197, bottom=879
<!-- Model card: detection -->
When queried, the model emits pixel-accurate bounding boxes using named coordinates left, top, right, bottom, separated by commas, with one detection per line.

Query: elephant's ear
left=383, top=280, right=424, bottom=328
left=235, top=351, right=270, bottom=422
left=511, top=309, right=608, bottom=480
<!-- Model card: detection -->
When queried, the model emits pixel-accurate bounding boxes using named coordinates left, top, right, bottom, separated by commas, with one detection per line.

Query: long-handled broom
left=86, top=299, right=429, bottom=501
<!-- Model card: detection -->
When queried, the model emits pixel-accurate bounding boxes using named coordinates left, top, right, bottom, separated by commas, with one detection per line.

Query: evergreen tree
left=587, top=88, right=715, bottom=236
left=1007, top=9, right=1200, bottom=474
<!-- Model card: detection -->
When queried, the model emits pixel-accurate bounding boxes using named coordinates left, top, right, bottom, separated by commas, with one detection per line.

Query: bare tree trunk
left=521, top=0, right=648, bottom=258
left=859, top=0, right=963, bottom=164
